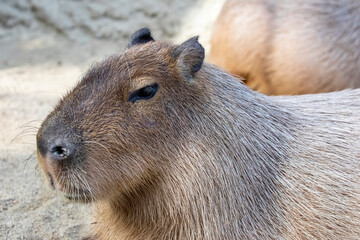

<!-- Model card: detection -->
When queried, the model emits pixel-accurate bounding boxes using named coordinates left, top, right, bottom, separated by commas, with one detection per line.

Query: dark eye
left=129, top=83, right=158, bottom=103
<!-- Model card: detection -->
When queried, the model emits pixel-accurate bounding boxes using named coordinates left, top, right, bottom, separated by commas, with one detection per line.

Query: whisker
left=11, top=120, right=40, bottom=144
left=30, top=163, right=42, bottom=199
left=84, top=140, right=112, bottom=156
left=11, top=131, right=38, bottom=144
left=76, top=173, right=90, bottom=203
left=77, top=167, right=93, bottom=195
left=22, top=151, right=37, bottom=175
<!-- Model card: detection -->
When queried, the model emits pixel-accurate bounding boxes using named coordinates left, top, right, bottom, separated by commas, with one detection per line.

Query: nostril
left=49, top=140, right=75, bottom=161
left=51, top=145, right=69, bottom=158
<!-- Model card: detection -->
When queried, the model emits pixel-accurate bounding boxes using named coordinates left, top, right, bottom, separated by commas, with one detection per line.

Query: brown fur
left=37, top=31, right=360, bottom=239
left=210, top=0, right=360, bottom=95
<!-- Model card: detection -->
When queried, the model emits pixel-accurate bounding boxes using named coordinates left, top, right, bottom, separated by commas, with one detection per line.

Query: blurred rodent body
left=210, top=0, right=360, bottom=95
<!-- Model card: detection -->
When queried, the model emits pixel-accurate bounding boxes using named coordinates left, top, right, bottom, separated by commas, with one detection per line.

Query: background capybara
left=210, top=0, right=360, bottom=95
left=37, top=29, right=360, bottom=239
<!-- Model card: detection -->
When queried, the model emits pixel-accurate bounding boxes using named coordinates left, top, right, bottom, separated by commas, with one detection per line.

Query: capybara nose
left=37, top=135, right=75, bottom=162
left=48, top=139, right=75, bottom=162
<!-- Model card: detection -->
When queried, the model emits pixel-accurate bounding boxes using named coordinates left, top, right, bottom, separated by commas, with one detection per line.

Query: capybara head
left=36, top=28, right=207, bottom=202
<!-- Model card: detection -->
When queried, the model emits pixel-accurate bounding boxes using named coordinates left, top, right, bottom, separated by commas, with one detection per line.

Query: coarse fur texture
left=210, top=0, right=360, bottom=95
left=37, top=29, right=360, bottom=239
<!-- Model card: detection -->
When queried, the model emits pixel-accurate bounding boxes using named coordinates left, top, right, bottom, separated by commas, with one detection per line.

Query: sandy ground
left=0, top=0, right=224, bottom=239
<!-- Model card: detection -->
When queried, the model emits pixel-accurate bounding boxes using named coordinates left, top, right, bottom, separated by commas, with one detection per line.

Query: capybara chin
left=210, top=0, right=360, bottom=95
left=36, top=28, right=360, bottom=239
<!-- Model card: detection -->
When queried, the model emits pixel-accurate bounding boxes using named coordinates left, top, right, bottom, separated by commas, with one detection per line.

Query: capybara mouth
left=64, top=190, right=93, bottom=203
left=60, top=185, right=93, bottom=203
left=45, top=171, right=94, bottom=203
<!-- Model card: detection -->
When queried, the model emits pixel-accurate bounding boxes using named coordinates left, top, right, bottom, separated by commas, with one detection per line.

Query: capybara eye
left=129, top=83, right=158, bottom=103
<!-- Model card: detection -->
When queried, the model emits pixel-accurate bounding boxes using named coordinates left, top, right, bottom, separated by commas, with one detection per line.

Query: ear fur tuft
left=173, top=36, right=205, bottom=79
left=128, top=28, right=155, bottom=48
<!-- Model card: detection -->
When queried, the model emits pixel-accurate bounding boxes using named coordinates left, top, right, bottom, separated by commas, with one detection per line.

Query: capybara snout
left=37, top=132, right=79, bottom=163
left=36, top=113, right=86, bottom=200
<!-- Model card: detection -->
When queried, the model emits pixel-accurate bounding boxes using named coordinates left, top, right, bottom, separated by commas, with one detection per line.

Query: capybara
left=36, top=28, right=360, bottom=239
left=210, top=0, right=360, bottom=95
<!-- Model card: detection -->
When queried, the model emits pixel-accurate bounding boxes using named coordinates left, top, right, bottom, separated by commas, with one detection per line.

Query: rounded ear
left=172, top=36, right=205, bottom=80
left=128, top=28, right=155, bottom=48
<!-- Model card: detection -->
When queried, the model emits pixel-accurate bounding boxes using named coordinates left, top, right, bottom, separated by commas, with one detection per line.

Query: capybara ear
left=173, top=36, right=205, bottom=80
left=128, top=28, right=155, bottom=48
